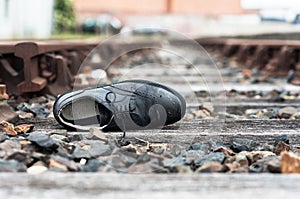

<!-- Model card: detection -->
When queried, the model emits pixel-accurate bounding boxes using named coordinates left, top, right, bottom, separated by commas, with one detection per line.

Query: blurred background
left=1, top=0, right=300, bottom=39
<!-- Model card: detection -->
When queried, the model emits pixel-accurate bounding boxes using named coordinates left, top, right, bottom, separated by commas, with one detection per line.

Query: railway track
left=0, top=41, right=95, bottom=96
left=197, top=37, right=300, bottom=84
left=1, top=36, right=300, bottom=198
left=1, top=37, right=300, bottom=96
left=0, top=40, right=160, bottom=96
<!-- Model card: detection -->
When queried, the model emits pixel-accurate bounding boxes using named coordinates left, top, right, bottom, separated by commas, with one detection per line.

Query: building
left=72, top=0, right=255, bottom=20
left=0, top=0, right=54, bottom=39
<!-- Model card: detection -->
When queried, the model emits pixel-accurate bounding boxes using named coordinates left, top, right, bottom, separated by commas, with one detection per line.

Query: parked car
left=81, top=14, right=123, bottom=35
left=120, top=27, right=171, bottom=38
left=259, top=9, right=300, bottom=24
left=259, top=9, right=287, bottom=22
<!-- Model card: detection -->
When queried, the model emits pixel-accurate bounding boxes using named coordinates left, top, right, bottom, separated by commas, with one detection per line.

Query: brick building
left=72, top=0, right=255, bottom=19
left=71, top=0, right=264, bottom=36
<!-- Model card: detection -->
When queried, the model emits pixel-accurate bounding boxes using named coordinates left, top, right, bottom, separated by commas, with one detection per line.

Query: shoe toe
left=128, top=81, right=186, bottom=128
left=156, top=88, right=185, bottom=125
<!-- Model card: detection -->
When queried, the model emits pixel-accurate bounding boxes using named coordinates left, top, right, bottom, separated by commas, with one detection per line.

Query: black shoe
left=53, top=79, right=186, bottom=131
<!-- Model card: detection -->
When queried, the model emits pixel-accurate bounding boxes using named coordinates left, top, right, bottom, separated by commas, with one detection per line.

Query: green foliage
left=54, top=0, right=76, bottom=33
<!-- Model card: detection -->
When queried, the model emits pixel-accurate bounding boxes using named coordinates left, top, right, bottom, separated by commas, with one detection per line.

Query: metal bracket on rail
left=14, top=42, right=47, bottom=92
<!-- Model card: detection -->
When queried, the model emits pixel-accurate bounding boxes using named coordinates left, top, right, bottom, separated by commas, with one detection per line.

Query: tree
left=54, top=0, right=76, bottom=33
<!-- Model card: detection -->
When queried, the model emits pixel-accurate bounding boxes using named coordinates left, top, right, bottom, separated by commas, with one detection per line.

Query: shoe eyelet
left=106, top=92, right=116, bottom=103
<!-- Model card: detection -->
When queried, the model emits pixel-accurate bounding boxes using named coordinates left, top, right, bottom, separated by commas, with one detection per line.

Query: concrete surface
left=0, top=173, right=300, bottom=199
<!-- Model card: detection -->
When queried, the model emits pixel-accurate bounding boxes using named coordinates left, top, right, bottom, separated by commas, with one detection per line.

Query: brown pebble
left=49, top=159, right=68, bottom=172
left=0, top=84, right=9, bottom=100
left=88, top=127, right=108, bottom=142
left=281, top=151, right=300, bottom=173
left=18, top=112, right=34, bottom=119
left=196, top=162, right=223, bottom=173
left=14, top=124, right=34, bottom=134
left=19, top=140, right=32, bottom=147
left=214, top=146, right=235, bottom=156
left=193, top=109, right=211, bottom=118
left=242, top=69, right=252, bottom=79
left=246, top=151, right=275, bottom=165
left=274, top=141, right=290, bottom=155
left=0, top=121, right=17, bottom=136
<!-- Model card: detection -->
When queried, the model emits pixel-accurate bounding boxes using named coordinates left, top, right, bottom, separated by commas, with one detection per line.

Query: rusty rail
left=0, top=40, right=161, bottom=96
left=197, top=38, right=300, bottom=84
left=1, top=38, right=300, bottom=96
left=0, top=41, right=98, bottom=95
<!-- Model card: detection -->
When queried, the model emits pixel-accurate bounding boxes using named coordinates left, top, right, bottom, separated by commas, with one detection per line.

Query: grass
left=49, top=32, right=103, bottom=40
left=0, top=31, right=173, bottom=41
